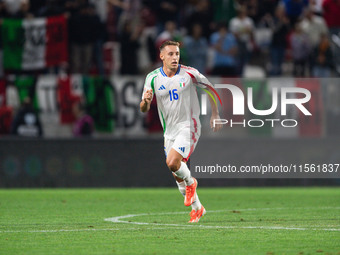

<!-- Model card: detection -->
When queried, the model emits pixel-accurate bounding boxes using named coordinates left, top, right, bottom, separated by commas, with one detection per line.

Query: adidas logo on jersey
left=178, top=147, right=185, bottom=153
left=158, top=85, right=166, bottom=90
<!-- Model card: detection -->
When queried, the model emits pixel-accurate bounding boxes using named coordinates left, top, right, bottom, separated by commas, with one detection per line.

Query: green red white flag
left=2, top=15, right=68, bottom=70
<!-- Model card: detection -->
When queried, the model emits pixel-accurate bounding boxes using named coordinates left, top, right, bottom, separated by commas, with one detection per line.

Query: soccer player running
left=140, top=41, right=222, bottom=223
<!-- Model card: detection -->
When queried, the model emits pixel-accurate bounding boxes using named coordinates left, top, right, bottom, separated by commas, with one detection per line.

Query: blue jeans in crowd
left=269, top=46, right=285, bottom=76
left=313, top=66, right=331, bottom=78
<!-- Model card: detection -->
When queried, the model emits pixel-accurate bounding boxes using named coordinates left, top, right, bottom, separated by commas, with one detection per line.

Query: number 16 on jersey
left=169, top=89, right=179, bottom=101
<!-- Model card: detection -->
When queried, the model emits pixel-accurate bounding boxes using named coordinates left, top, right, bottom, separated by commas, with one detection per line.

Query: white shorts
left=164, top=128, right=200, bottom=162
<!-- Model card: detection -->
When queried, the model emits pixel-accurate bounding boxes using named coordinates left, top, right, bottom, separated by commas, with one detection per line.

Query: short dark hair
left=159, top=41, right=180, bottom=52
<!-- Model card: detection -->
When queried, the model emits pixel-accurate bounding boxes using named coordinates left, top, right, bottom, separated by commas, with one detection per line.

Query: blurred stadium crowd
left=0, top=0, right=339, bottom=77
left=0, top=0, right=340, bottom=138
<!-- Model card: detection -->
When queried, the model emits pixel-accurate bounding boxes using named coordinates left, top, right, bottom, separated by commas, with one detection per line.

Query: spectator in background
left=322, top=0, right=340, bottom=35
left=156, top=20, right=182, bottom=48
left=210, top=23, right=238, bottom=77
left=107, top=0, right=130, bottom=41
left=89, top=0, right=107, bottom=23
left=268, top=5, right=290, bottom=76
left=257, top=0, right=279, bottom=18
left=64, top=0, right=80, bottom=16
left=2, top=0, right=22, bottom=16
left=323, top=0, right=340, bottom=74
left=300, top=8, right=328, bottom=74
left=119, top=20, right=143, bottom=74
left=210, top=0, right=236, bottom=28
left=108, top=0, right=142, bottom=38
left=88, top=2, right=107, bottom=76
left=313, top=33, right=333, bottom=77
left=184, top=23, right=208, bottom=74
left=185, top=0, right=214, bottom=39
left=290, top=22, right=311, bottom=77
left=69, top=3, right=102, bottom=74
left=229, top=5, right=255, bottom=76
left=0, top=1, right=8, bottom=17
left=280, top=0, right=308, bottom=25
left=313, top=33, right=333, bottom=103
left=310, top=0, right=323, bottom=15
left=239, top=0, right=259, bottom=23
left=10, top=97, right=43, bottom=137
left=155, top=0, right=182, bottom=35
left=2, top=0, right=31, bottom=18
left=138, top=5, right=158, bottom=71
left=120, top=0, right=142, bottom=26
left=36, top=0, right=64, bottom=17
left=301, top=8, right=328, bottom=47
left=155, top=20, right=185, bottom=63
left=72, top=98, right=94, bottom=137
left=29, top=0, right=46, bottom=16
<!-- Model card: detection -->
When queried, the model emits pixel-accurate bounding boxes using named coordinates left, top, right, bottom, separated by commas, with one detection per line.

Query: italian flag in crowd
left=8, top=75, right=115, bottom=133
left=2, top=16, right=68, bottom=70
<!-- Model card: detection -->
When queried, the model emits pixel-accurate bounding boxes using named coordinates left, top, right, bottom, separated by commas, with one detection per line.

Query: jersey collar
left=160, top=65, right=181, bottom=77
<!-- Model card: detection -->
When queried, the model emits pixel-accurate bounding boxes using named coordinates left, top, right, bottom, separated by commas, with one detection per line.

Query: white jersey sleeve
left=141, top=70, right=158, bottom=100
left=184, top=66, right=214, bottom=89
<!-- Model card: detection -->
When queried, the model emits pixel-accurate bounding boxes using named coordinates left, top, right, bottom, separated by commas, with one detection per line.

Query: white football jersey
left=142, top=65, right=212, bottom=140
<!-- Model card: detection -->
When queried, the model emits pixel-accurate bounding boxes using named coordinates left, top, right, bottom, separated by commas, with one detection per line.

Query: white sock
left=191, top=195, right=202, bottom=211
left=176, top=181, right=186, bottom=196
left=174, top=162, right=194, bottom=186
left=176, top=180, right=202, bottom=211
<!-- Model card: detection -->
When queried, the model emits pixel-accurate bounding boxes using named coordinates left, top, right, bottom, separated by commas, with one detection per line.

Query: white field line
left=1, top=207, right=339, bottom=233
left=0, top=228, right=121, bottom=233
left=0, top=227, right=187, bottom=234
left=105, top=207, right=340, bottom=232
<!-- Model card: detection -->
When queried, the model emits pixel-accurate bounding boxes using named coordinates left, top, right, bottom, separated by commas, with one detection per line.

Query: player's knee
left=166, top=158, right=181, bottom=172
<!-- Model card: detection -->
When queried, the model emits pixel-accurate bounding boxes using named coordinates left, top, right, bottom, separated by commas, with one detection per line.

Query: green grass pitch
left=0, top=188, right=339, bottom=255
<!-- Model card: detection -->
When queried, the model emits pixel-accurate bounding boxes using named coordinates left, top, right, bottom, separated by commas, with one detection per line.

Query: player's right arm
left=140, top=72, right=156, bottom=113
left=140, top=89, right=153, bottom=112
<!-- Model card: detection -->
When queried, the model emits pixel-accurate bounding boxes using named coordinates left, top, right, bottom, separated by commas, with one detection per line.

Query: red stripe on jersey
left=181, top=65, right=198, bottom=72
left=183, top=117, right=198, bottom=162
left=192, top=116, right=198, bottom=134
left=186, top=71, right=223, bottom=106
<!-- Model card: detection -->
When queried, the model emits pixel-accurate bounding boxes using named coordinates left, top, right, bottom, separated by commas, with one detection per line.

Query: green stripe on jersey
left=151, top=76, right=156, bottom=94
left=160, top=111, right=166, bottom=134
left=146, top=68, right=160, bottom=79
